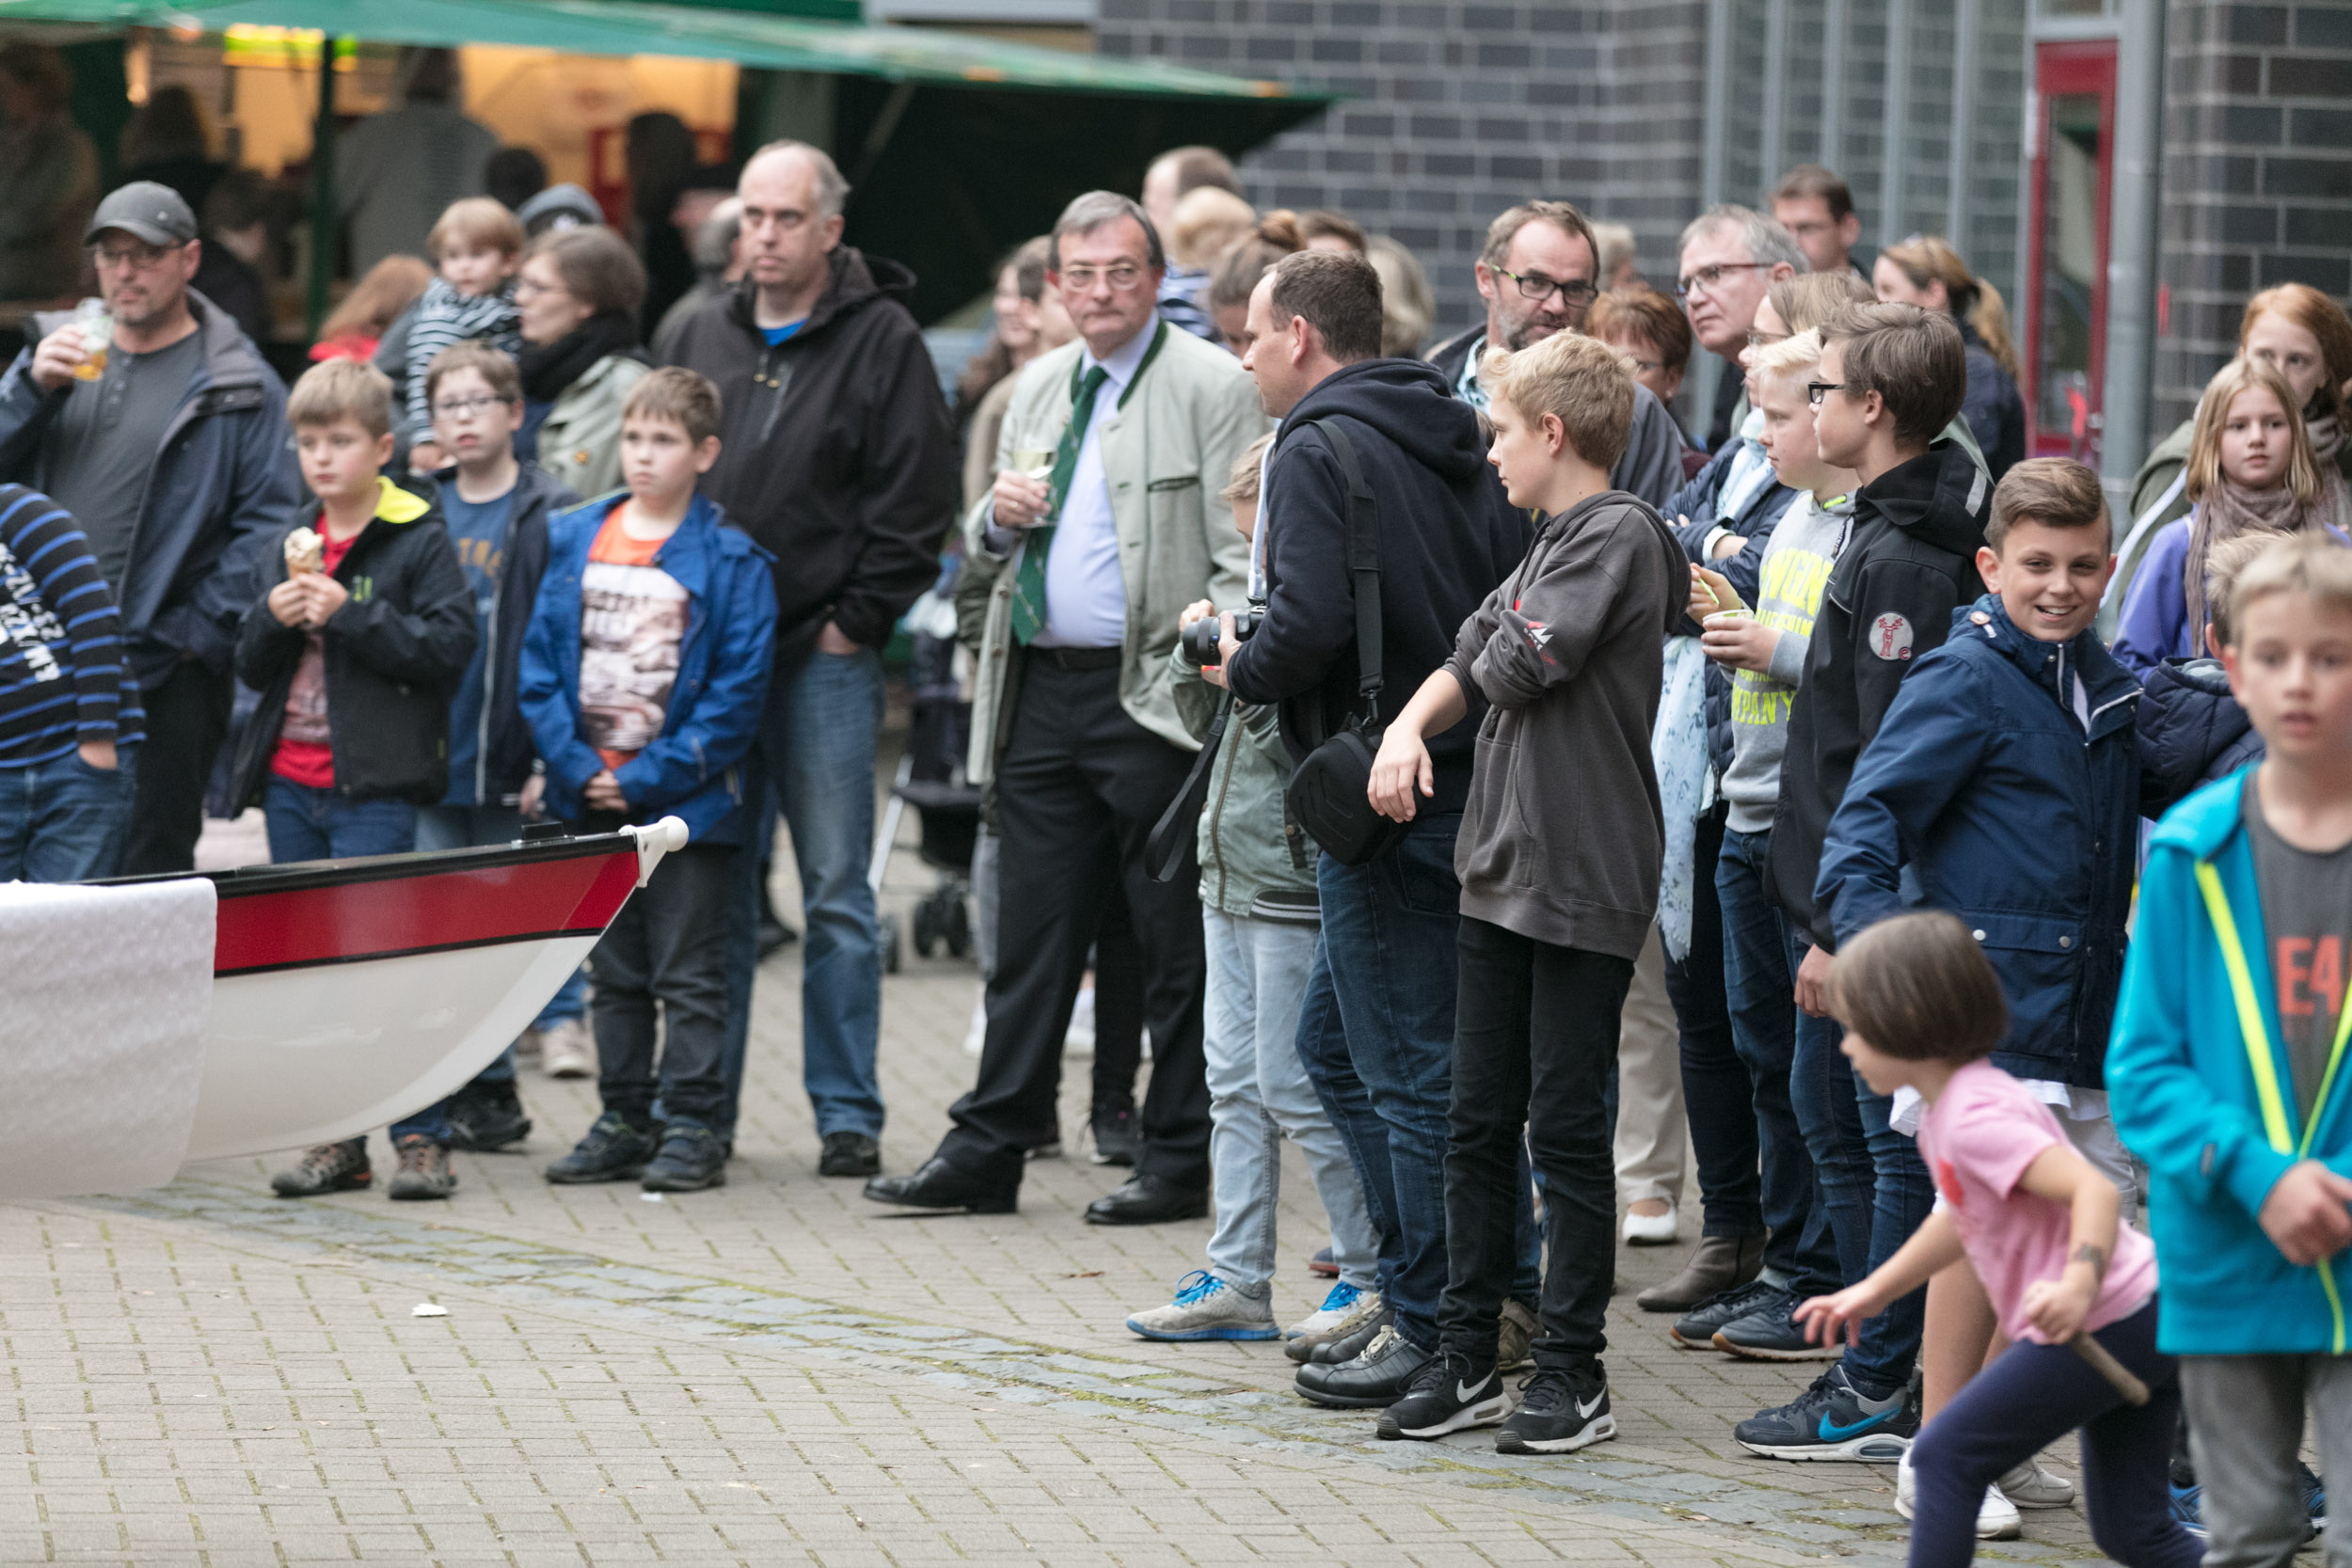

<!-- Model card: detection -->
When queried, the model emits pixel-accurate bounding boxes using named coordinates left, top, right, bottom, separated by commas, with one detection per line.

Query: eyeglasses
left=1806, top=381, right=1848, bottom=406
left=89, top=240, right=184, bottom=272
left=1677, top=261, right=1773, bottom=299
left=1058, top=263, right=1148, bottom=292
left=1494, top=268, right=1598, bottom=310
left=431, top=393, right=516, bottom=419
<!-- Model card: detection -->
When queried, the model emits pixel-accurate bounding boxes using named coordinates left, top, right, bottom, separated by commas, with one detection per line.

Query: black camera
left=1181, top=608, right=1261, bottom=667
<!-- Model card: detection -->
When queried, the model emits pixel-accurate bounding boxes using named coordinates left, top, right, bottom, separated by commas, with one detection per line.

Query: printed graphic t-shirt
left=580, top=505, right=687, bottom=773
left=2244, top=781, right=2352, bottom=1125
left=439, top=484, right=516, bottom=806
left=269, top=528, right=359, bottom=790
left=1916, top=1059, right=2157, bottom=1345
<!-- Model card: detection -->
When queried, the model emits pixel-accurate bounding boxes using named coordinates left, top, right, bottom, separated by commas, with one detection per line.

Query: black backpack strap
left=1303, top=417, right=1383, bottom=725
left=1145, top=687, right=1234, bottom=883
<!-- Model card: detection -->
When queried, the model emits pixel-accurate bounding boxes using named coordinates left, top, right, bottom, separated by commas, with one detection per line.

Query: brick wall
left=1094, top=0, right=1709, bottom=342
left=2153, top=0, right=2352, bottom=434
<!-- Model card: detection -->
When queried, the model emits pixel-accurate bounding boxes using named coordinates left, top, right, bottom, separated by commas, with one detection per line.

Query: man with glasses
left=1428, top=200, right=1686, bottom=508
left=0, top=180, right=298, bottom=875
left=1771, top=166, right=1865, bottom=281
left=1677, top=205, right=1804, bottom=451
left=866, top=191, right=1263, bottom=1224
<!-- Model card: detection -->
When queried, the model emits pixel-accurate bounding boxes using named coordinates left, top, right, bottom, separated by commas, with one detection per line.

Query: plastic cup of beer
left=72, top=298, right=111, bottom=382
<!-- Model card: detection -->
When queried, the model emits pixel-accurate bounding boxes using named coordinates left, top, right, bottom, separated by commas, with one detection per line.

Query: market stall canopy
left=0, top=0, right=1334, bottom=318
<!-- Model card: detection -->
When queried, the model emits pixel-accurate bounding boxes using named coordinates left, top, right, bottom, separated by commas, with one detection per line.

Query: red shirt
left=268, top=528, right=358, bottom=791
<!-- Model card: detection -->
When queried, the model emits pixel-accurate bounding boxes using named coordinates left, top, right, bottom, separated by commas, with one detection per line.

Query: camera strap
left=1145, top=687, right=1234, bottom=883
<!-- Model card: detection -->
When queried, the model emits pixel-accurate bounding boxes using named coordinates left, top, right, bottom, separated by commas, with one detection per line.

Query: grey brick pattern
left=2153, top=0, right=2352, bottom=434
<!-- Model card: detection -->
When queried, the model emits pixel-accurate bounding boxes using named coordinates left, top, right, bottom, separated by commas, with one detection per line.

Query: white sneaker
left=1286, top=1281, right=1379, bottom=1340
left=1997, top=1458, right=2076, bottom=1509
left=538, top=1016, right=596, bottom=1079
left=1622, top=1201, right=1678, bottom=1244
left=1125, top=1272, right=1278, bottom=1341
left=1897, top=1451, right=2022, bottom=1539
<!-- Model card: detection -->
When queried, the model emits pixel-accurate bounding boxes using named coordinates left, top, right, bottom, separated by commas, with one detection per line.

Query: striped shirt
left=404, top=275, right=523, bottom=436
left=0, top=485, right=143, bottom=767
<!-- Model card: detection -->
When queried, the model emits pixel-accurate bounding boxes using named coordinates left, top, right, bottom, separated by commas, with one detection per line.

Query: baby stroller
left=872, top=571, right=982, bottom=973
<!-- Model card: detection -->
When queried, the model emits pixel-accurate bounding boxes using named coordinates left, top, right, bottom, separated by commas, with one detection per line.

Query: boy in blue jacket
left=2111, top=531, right=2352, bottom=1568
left=1801, top=460, right=2140, bottom=1518
left=521, top=368, right=776, bottom=1195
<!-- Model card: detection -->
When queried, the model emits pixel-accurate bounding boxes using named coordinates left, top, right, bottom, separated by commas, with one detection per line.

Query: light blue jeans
left=1204, top=910, right=1379, bottom=1297
left=722, top=646, right=886, bottom=1140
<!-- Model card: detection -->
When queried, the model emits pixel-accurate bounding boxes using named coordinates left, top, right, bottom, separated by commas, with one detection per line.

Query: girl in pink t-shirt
left=1793, top=912, right=2201, bottom=1568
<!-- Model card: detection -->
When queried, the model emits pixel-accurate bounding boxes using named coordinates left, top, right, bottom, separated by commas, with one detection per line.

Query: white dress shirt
left=1013, top=323, right=1154, bottom=649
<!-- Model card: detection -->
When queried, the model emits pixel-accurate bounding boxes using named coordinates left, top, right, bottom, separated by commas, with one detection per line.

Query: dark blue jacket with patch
left=1815, top=596, right=2142, bottom=1086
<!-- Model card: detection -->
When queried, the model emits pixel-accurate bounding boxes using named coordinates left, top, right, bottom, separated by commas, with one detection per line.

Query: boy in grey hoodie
left=1367, top=330, right=1684, bottom=1455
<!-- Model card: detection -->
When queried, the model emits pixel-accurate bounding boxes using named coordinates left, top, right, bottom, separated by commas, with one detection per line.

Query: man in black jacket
left=666, top=140, right=959, bottom=1177
left=1220, top=250, right=1541, bottom=1411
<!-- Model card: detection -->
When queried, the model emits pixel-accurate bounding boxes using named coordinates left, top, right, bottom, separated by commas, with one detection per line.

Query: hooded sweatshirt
left=1445, top=489, right=1686, bottom=960
left=1224, top=356, right=1529, bottom=816
left=1770, top=437, right=1991, bottom=945
left=2137, top=655, right=2264, bottom=817
left=662, top=246, right=958, bottom=668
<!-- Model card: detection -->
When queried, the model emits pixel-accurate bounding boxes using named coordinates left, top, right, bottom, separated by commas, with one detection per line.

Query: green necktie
left=1009, top=364, right=1108, bottom=645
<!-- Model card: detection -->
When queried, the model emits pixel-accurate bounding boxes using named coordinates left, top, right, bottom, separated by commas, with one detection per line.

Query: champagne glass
left=1005, top=413, right=1065, bottom=525
left=72, top=297, right=111, bottom=382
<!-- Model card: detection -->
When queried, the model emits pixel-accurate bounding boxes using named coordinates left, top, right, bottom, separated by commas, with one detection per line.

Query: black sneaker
left=818, top=1130, right=881, bottom=1178
left=1377, top=1350, right=1509, bottom=1440
left=446, top=1080, right=532, bottom=1153
left=641, top=1122, right=728, bottom=1192
left=1733, top=1363, right=1918, bottom=1461
left=386, top=1134, right=456, bottom=1200
left=1497, top=1364, right=1617, bottom=1454
left=545, top=1112, right=658, bottom=1184
left=1713, top=1291, right=1844, bottom=1360
left=1294, top=1325, right=1431, bottom=1409
left=1670, top=1278, right=1786, bottom=1350
left=1089, top=1106, right=1137, bottom=1166
left=271, top=1137, right=370, bottom=1196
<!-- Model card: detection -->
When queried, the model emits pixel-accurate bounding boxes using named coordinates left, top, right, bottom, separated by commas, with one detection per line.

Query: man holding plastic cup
left=0, top=180, right=299, bottom=874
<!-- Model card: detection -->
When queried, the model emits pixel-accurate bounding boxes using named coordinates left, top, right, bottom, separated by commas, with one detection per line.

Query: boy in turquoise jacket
left=2109, top=531, right=2352, bottom=1568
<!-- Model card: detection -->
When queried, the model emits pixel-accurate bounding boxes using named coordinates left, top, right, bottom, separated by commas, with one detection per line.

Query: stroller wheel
left=946, top=897, right=971, bottom=958
left=913, top=899, right=940, bottom=958
left=881, top=912, right=903, bottom=974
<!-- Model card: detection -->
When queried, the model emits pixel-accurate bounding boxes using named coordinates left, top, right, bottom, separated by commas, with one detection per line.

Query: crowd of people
left=0, top=91, right=2344, bottom=1568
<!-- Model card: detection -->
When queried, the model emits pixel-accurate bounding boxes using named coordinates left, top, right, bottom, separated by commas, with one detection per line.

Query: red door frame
left=2026, top=40, right=2118, bottom=460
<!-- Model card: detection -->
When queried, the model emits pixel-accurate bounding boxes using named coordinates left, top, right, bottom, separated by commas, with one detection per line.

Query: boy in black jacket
left=238, top=357, right=478, bottom=1202
left=1732, top=302, right=1989, bottom=1461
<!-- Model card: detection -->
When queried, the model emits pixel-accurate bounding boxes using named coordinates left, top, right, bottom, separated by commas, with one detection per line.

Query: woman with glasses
left=514, top=226, right=652, bottom=500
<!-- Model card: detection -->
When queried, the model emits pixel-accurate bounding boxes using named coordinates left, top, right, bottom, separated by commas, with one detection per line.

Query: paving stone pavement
left=2, top=826, right=2124, bottom=1566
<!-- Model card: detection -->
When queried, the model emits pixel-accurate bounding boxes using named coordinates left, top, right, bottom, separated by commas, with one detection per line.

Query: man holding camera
left=1220, top=249, right=1533, bottom=1407
left=865, top=191, right=1263, bottom=1224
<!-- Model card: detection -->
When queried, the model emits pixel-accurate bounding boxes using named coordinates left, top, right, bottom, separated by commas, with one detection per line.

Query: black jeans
left=942, top=656, right=1210, bottom=1188
left=1440, top=915, right=1633, bottom=1371
left=124, top=659, right=232, bottom=876
left=1663, top=804, right=1765, bottom=1243
left=591, top=844, right=737, bottom=1129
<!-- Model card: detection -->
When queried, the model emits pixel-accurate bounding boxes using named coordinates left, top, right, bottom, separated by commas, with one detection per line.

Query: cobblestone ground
left=0, top=812, right=2120, bottom=1566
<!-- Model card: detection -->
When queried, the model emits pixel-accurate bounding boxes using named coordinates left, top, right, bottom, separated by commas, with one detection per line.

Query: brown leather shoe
left=1634, top=1232, right=1765, bottom=1313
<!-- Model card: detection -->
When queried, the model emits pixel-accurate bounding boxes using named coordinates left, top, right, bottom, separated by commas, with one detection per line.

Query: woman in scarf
left=516, top=226, right=650, bottom=499
left=2112, top=356, right=2331, bottom=676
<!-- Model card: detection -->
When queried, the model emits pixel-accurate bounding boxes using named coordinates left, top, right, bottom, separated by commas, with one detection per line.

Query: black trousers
left=123, top=660, right=232, bottom=876
left=591, top=844, right=737, bottom=1128
left=941, top=655, right=1210, bottom=1188
left=1440, top=915, right=1633, bottom=1371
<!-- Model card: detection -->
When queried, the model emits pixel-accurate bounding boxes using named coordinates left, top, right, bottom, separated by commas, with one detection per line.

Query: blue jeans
left=1203, top=911, right=1377, bottom=1294
left=266, top=778, right=445, bottom=1142
left=1306, top=814, right=1537, bottom=1351
left=1849, top=1067, right=1934, bottom=1396
left=1715, top=828, right=1840, bottom=1294
left=0, top=745, right=136, bottom=882
left=722, top=647, right=885, bottom=1141
left=414, top=803, right=587, bottom=1079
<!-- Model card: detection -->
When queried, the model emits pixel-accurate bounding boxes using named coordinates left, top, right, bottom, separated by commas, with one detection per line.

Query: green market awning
left=0, top=0, right=1333, bottom=319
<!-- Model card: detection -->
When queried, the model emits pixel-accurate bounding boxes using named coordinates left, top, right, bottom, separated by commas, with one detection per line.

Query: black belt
left=1028, top=645, right=1122, bottom=671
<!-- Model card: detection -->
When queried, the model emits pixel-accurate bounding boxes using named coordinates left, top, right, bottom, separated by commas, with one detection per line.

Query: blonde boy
left=404, top=197, right=526, bottom=468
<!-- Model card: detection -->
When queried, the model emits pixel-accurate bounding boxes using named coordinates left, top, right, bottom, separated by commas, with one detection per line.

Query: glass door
left=2026, top=40, right=2117, bottom=460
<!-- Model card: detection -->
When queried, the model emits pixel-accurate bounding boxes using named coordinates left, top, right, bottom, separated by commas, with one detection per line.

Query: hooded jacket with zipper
left=0, top=289, right=299, bottom=687
left=1223, top=356, right=1528, bottom=816
left=1445, top=488, right=1686, bottom=961
left=428, top=463, right=580, bottom=808
left=1770, top=437, right=1992, bottom=945
left=517, top=493, right=777, bottom=845
left=1170, top=649, right=1318, bottom=923
left=1813, top=596, right=2142, bottom=1086
left=230, top=476, right=476, bottom=809
left=2137, top=655, right=2264, bottom=818
left=2109, top=768, right=2352, bottom=1354
left=662, top=247, right=957, bottom=668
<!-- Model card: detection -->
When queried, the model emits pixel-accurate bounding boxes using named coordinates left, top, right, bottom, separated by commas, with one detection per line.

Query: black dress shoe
left=818, top=1130, right=882, bottom=1178
left=1295, top=1325, right=1431, bottom=1408
left=863, top=1157, right=1017, bottom=1213
left=1084, top=1174, right=1209, bottom=1226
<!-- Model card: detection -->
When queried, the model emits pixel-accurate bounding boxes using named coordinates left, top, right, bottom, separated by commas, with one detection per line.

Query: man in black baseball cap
left=0, top=176, right=298, bottom=875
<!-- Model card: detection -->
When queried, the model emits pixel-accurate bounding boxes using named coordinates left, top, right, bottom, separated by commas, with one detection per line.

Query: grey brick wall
left=2153, top=0, right=2352, bottom=434
left=1095, top=0, right=1708, bottom=341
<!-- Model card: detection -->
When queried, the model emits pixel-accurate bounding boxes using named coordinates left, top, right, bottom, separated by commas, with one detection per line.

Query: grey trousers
left=2181, top=1354, right=2352, bottom=1568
